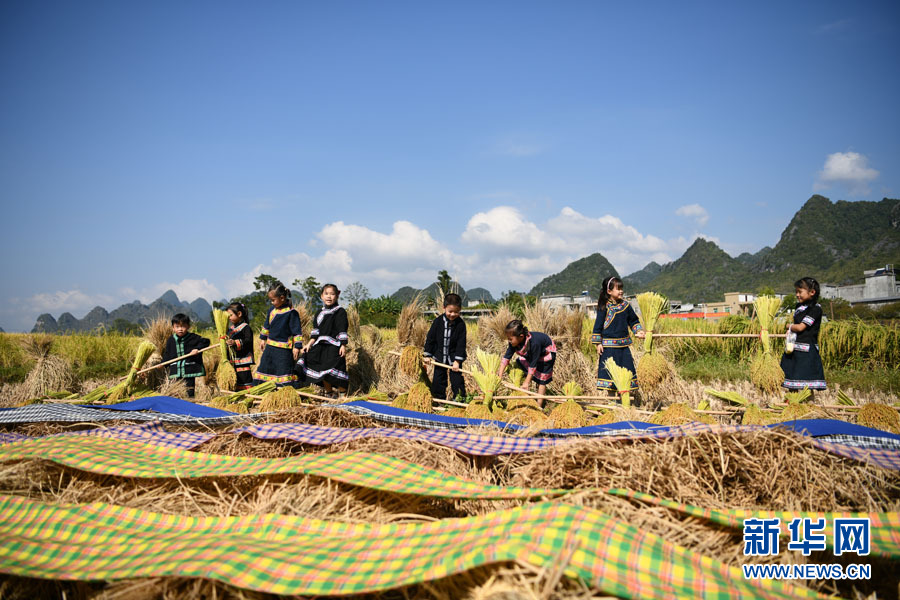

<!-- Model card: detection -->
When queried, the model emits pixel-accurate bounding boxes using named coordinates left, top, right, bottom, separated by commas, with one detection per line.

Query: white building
left=539, top=292, right=598, bottom=319
left=821, top=265, right=900, bottom=308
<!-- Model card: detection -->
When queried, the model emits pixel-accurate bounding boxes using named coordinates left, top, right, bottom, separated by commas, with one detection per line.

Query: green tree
left=294, top=276, right=322, bottom=308
left=253, top=273, right=280, bottom=292
left=436, top=270, right=452, bottom=296
left=757, top=285, right=776, bottom=297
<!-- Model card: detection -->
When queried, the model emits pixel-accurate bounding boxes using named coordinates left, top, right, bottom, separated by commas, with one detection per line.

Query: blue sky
left=1, top=0, right=898, bottom=331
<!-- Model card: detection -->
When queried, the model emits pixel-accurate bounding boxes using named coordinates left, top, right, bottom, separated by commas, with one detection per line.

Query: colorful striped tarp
left=0, top=493, right=827, bottom=599
left=0, top=435, right=563, bottom=500
left=0, top=422, right=213, bottom=450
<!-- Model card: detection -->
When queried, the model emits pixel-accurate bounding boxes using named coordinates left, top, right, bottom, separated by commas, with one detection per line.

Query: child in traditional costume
left=299, top=284, right=349, bottom=395
left=255, top=281, right=303, bottom=388
left=224, top=302, right=254, bottom=391
left=592, top=276, right=645, bottom=395
left=497, top=319, right=556, bottom=405
left=781, top=277, right=826, bottom=393
left=162, top=313, right=210, bottom=398
left=423, top=293, right=467, bottom=401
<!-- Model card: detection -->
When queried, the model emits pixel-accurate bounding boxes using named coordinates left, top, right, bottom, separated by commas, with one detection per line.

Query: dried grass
left=477, top=305, right=516, bottom=353
left=141, top=315, right=172, bottom=357
left=398, top=296, right=427, bottom=346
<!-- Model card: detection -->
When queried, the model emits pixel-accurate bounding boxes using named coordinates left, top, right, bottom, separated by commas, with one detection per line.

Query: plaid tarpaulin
left=234, top=422, right=564, bottom=455
left=0, top=422, right=214, bottom=450
left=0, top=436, right=564, bottom=499
left=0, top=402, right=257, bottom=425
left=0, top=493, right=829, bottom=599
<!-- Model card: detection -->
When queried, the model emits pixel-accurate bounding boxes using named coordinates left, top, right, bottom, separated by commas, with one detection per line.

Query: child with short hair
left=224, top=302, right=254, bottom=391
left=423, top=293, right=467, bottom=400
left=592, top=276, right=644, bottom=395
left=299, top=283, right=350, bottom=396
left=781, top=277, right=826, bottom=393
left=162, top=313, right=210, bottom=398
left=255, top=281, right=304, bottom=387
left=496, top=319, right=556, bottom=404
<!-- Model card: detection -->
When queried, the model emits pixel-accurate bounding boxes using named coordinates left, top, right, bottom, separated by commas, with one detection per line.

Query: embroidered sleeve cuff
left=234, top=339, right=242, bottom=350
left=632, top=323, right=643, bottom=333
left=527, top=367, right=537, bottom=375
left=259, top=334, right=268, bottom=341
left=423, top=352, right=433, bottom=358
left=590, top=334, right=603, bottom=343
left=293, top=338, right=304, bottom=349
left=310, top=329, right=320, bottom=337
left=454, top=356, right=465, bottom=362
left=260, top=328, right=269, bottom=336
left=500, top=358, right=510, bottom=369
left=802, top=316, right=815, bottom=326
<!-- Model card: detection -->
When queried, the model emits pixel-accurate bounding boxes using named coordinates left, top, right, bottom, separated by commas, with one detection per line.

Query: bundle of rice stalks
left=203, top=348, right=220, bottom=384
left=397, top=295, right=426, bottom=346
left=705, top=388, right=774, bottom=425
left=749, top=351, right=784, bottom=395
left=784, top=388, right=812, bottom=405
left=775, top=402, right=814, bottom=422
left=227, top=381, right=276, bottom=403
left=477, top=305, right=516, bottom=353
left=636, top=292, right=667, bottom=352
left=564, top=309, right=584, bottom=345
left=398, top=345, right=424, bottom=379
left=141, top=315, right=172, bottom=357
left=603, top=357, right=634, bottom=408
left=390, top=393, right=409, bottom=409
left=80, top=385, right=110, bottom=403
left=588, top=407, right=641, bottom=425
left=636, top=351, right=672, bottom=393
left=472, top=349, right=502, bottom=410
left=856, top=403, right=900, bottom=434
left=364, top=385, right=390, bottom=403
left=442, top=407, right=467, bottom=418
left=345, top=303, right=361, bottom=342
left=257, top=386, right=302, bottom=411
left=750, top=296, right=784, bottom=393
left=836, top=389, right=856, bottom=406
left=405, top=382, right=433, bottom=413
left=107, top=341, right=156, bottom=401
left=650, top=402, right=713, bottom=426
left=548, top=399, right=586, bottom=428
left=295, top=302, right=313, bottom=338
left=20, top=335, right=74, bottom=400
left=507, top=367, right=526, bottom=389
left=561, top=381, right=582, bottom=398
left=224, top=401, right=250, bottom=414
left=213, top=309, right=237, bottom=391
left=464, top=402, right=495, bottom=420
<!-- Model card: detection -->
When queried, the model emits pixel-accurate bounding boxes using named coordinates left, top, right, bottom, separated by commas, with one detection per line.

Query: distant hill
left=529, top=253, right=619, bottom=297
left=623, top=261, right=662, bottom=288
left=32, top=290, right=213, bottom=333
left=536, top=196, right=899, bottom=303
left=391, top=283, right=470, bottom=304
left=466, top=287, right=495, bottom=304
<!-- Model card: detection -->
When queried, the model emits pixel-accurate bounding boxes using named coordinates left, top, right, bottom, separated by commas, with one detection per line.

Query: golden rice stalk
left=20, top=334, right=54, bottom=361
left=836, top=390, right=856, bottom=406
left=507, top=367, right=526, bottom=389
left=345, top=304, right=361, bottom=343
left=561, top=381, right=583, bottom=398
left=636, top=351, right=672, bottom=393
left=636, top=292, right=667, bottom=352
left=502, top=404, right=548, bottom=427
left=603, top=357, right=634, bottom=408
left=224, top=402, right=250, bottom=414
left=213, top=309, right=237, bottom=391
left=464, top=401, right=494, bottom=420
left=398, top=345, right=424, bottom=379
left=750, top=351, right=784, bottom=394
left=442, top=407, right=467, bottom=418
left=705, top=387, right=773, bottom=425
left=295, top=302, right=312, bottom=338
left=141, top=315, right=172, bottom=357
left=227, top=381, right=275, bottom=403
left=108, top=341, right=156, bottom=401
left=472, top=349, right=502, bottom=410
left=776, top=402, right=814, bottom=422
left=390, top=393, right=409, bottom=409
left=589, top=407, right=640, bottom=425
left=397, top=295, right=425, bottom=346
left=650, top=402, right=714, bottom=426
left=23, top=355, right=74, bottom=401
left=80, top=385, right=110, bottom=403
left=548, top=399, right=586, bottom=428
left=477, top=305, right=516, bottom=353
left=784, top=388, right=812, bottom=405
left=405, top=382, right=433, bottom=413
left=257, top=387, right=300, bottom=412
left=856, top=403, right=900, bottom=434
left=753, top=295, right=781, bottom=355
left=365, top=386, right=390, bottom=403
left=207, top=397, right=229, bottom=409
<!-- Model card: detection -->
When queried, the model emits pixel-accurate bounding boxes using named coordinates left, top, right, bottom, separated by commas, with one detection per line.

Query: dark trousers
left=431, top=364, right=465, bottom=400
left=183, top=377, right=196, bottom=398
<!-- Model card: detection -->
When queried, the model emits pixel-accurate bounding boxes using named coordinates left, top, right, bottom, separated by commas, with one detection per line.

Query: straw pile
left=405, top=382, right=433, bottom=413
left=476, top=304, right=515, bottom=353
left=213, top=309, right=237, bottom=391
left=706, top=388, right=774, bottom=425
left=257, top=386, right=302, bottom=411
left=295, top=302, right=313, bottom=337
left=857, top=403, right=900, bottom=434
left=397, top=296, right=427, bottom=347
left=398, top=345, right=424, bottom=379
left=750, top=296, right=784, bottom=393
left=650, top=402, right=714, bottom=425
left=19, top=335, right=74, bottom=401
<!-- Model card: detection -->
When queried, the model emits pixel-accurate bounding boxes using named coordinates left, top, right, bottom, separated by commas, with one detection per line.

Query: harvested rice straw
left=705, top=388, right=774, bottom=425
left=856, top=403, right=900, bottom=434
left=603, top=357, right=634, bottom=408
left=141, top=315, right=172, bottom=357
left=636, top=292, right=667, bottom=353
left=226, top=381, right=276, bottom=403
left=650, top=402, right=713, bottom=425
left=635, top=292, right=673, bottom=394
left=548, top=398, right=586, bottom=428
left=257, top=386, right=303, bottom=411
left=749, top=296, right=784, bottom=394
left=405, top=382, right=434, bottom=413
left=107, top=341, right=156, bottom=401
left=213, top=308, right=237, bottom=391
left=398, top=345, right=424, bottom=379
left=20, top=335, right=74, bottom=400
left=471, top=349, right=502, bottom=410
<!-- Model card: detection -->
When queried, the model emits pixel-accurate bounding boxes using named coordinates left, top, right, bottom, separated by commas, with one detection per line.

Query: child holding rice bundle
left=781, top=277, right=826, bottom=393
left=423, top=293, right=467, bottom=401
left=162, top=313, right=210, bottom=398
left=592, top=276, right=645, bottom=395
left=299, top=284, right=350, bottom=396
left=255, top=281, right=304, bottom=388
left=496, top=319, right=556, bottom=405
left=224, top=302, right=254, bottom=391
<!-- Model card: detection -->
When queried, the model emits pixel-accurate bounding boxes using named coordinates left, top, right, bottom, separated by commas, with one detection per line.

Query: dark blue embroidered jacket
left=590, top=301, right=642, bottom=347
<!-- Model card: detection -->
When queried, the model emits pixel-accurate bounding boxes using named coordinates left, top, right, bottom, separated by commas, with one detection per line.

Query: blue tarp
left=80, top=396, right=236, bottom=419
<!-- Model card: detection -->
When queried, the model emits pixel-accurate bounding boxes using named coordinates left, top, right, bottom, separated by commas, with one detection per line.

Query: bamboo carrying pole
left=131, top=344, right=220, bottom=376
left=652, top=333, right=788, bottom=338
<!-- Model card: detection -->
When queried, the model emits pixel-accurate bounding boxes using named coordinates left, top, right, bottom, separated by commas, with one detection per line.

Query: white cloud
left=675, top=203, right=710, bottom=226
left=135, top=279, right=224, bottom=304
left=815, top=151, right=879, bottom=195
left=24, top=290, right=118, bottom=315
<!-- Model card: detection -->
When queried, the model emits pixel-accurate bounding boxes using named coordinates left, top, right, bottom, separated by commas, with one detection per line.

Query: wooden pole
left=652, top=333, right=787, bottom=338
left=132, top=344, right=220, bottom=376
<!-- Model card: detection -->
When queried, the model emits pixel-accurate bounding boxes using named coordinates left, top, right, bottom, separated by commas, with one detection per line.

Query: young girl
left=592, top=276, right=645, bottom=395
left=496, top=319, right=556, bottom=405
left=224, top=302, right=254, bottom=391
left=781, top=277, right=826, bottom=392
left=255, top=281, right=304, bottom=388
left=299, top=284, right=349, bottom=396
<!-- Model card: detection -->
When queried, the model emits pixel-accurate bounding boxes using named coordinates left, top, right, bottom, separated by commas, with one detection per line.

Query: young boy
left=162, top=313, right=210, bottom=398
left=423, top=293, right=467, bottom=401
